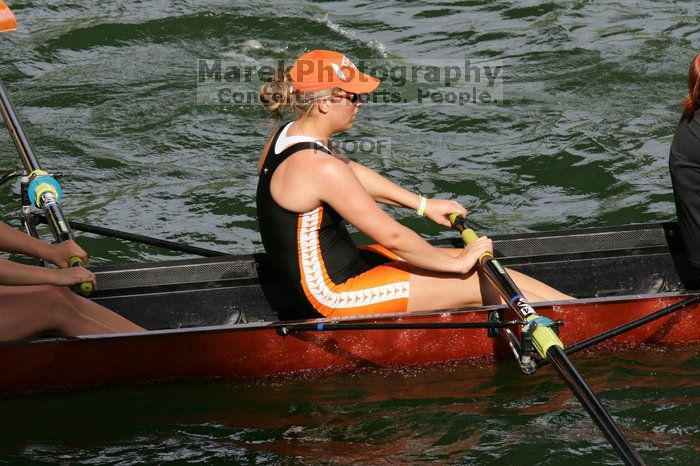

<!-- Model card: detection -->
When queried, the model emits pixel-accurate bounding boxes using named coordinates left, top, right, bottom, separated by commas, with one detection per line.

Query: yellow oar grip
left=69, top=256, right=94, bottom=297
left=448, top=214, right=493, bottom=264
left=526, top=315, right=564, bottom=359
left=461, top=228, right=478, bottom=244
left=463, top=228, right=492, bottom=265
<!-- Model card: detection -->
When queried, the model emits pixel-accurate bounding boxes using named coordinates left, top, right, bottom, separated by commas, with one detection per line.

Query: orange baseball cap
left=288, top=50, right=380, bottom=94
left=0, top=1, right=18, bottom=33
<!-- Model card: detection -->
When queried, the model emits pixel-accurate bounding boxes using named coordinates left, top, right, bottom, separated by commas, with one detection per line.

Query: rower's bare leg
left=406, top=248, right=572, bottom=312
left=406, top=267, right=492, bottom=312
left=52, top=286, right=144, bottom=332
left=0, top=285, right=144, bottom=341
left=502, top=267, right=572, bottom=301
left=439, top=247, right=572, bottom=301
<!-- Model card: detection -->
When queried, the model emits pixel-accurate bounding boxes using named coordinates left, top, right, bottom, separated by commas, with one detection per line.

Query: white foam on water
left=242, top=39, right=264, bottom=50
left=224, top=40, right=289, bottom=59
left=321, top=14, right=389, bottom=58
left=220, top=50, right=257, bottom=63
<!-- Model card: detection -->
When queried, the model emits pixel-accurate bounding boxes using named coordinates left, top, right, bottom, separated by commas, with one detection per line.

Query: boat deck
left=89, top=222, right=697, bottom=330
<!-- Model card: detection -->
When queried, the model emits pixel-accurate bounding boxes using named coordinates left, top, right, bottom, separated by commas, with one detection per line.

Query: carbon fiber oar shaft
left=0, top=78, right=92, bottom=295
left=449, top=214, right=644, bottom=466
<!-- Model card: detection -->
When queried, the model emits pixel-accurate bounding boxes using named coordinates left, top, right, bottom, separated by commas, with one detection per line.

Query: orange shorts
left=300, top=244, right=411, bottom=318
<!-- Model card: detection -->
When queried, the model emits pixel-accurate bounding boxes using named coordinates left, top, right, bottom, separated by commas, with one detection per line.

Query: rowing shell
left=0, top=292, right=696, bottom=395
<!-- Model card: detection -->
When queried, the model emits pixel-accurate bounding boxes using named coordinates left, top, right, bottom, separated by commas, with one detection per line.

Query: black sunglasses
left=335, top=92, right=367, bottom=104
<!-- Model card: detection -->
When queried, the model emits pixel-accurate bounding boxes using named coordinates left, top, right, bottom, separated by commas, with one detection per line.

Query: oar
left=0, top=2, right=92, bottom=296
left=538, top=293, right=700, bottom=367
left=449, top=214, right=644, bottom=466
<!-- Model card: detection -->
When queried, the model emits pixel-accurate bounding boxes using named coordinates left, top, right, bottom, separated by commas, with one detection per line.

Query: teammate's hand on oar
left=423, top=198, right=467, bottom=228
left=48, top=267, right=97, bottom=289
left=46, top=240, right=88, bottom=268
left=454, top=235, right=492, bottom=274
left=44, top=240, right=95, bottom=295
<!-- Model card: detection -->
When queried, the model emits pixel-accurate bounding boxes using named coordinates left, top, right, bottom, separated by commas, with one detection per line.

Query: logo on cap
left=331, top=63, right=348, bottom=81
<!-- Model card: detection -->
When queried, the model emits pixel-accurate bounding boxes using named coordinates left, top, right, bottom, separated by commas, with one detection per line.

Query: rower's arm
left=0, top=222, right=88, bottom=268
left=341, top=158, right=467, bottom=228
left=0, top=257, right=96, bottom=287
left=316, top=157, right=476, bottom=274
left=0, top=221, right=51, bottom=259
left=0, top=258, right=55, bottom=285
left=341, top=158, right=420, bottom=209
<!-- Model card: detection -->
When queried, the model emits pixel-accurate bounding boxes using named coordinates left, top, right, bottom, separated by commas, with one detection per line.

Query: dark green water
left=0, top=0, right=698, bottom=464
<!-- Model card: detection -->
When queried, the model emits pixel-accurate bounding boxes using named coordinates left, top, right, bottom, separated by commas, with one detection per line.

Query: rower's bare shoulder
left=290, top=149, right=351, bottom=178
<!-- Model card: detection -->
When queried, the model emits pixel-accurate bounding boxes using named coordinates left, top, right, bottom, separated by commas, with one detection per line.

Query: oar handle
left=69, top=256, right=94, bottom=297
left=449, top=212, right=563, bottom=358
left=448, top=213, right=493, bottom=265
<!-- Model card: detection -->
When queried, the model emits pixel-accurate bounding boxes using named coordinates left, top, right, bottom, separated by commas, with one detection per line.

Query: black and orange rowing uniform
left=256, top=122, right=411, bottom=320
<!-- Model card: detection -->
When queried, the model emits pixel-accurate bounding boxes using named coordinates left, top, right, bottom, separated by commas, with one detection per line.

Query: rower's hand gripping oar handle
left=68, top=256, right=94, bottom=297
left=28, top=172, right=94, bottom=297
left=448, top=212, right=563, bottom=360
left=448, top=213, right=493, bottom=266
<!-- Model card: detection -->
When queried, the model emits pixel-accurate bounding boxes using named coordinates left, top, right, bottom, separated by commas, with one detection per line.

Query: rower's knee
left=34, top=285, right=74, bottom=314
left=13, top=285, right=75, bottom=333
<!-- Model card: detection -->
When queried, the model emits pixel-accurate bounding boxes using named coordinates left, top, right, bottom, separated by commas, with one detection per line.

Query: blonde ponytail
left=259, top=67, right=338, bottom=119
left=259, top=67, right=294, bottom=116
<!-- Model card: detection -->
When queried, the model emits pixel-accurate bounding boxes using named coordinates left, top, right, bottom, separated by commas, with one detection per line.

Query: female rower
left=256, top=50, right=572, bottom=319
left=669, top=52, right=700, bottom=289
left=0, top=221, right=145, bottom=341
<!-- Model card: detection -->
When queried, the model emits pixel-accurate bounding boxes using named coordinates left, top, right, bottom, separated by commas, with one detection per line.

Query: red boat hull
left=0, top=295, right=698, bottom=395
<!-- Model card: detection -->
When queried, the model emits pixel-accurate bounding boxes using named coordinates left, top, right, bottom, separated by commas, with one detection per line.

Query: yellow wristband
left=417, top=195, right=427, bottom=216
